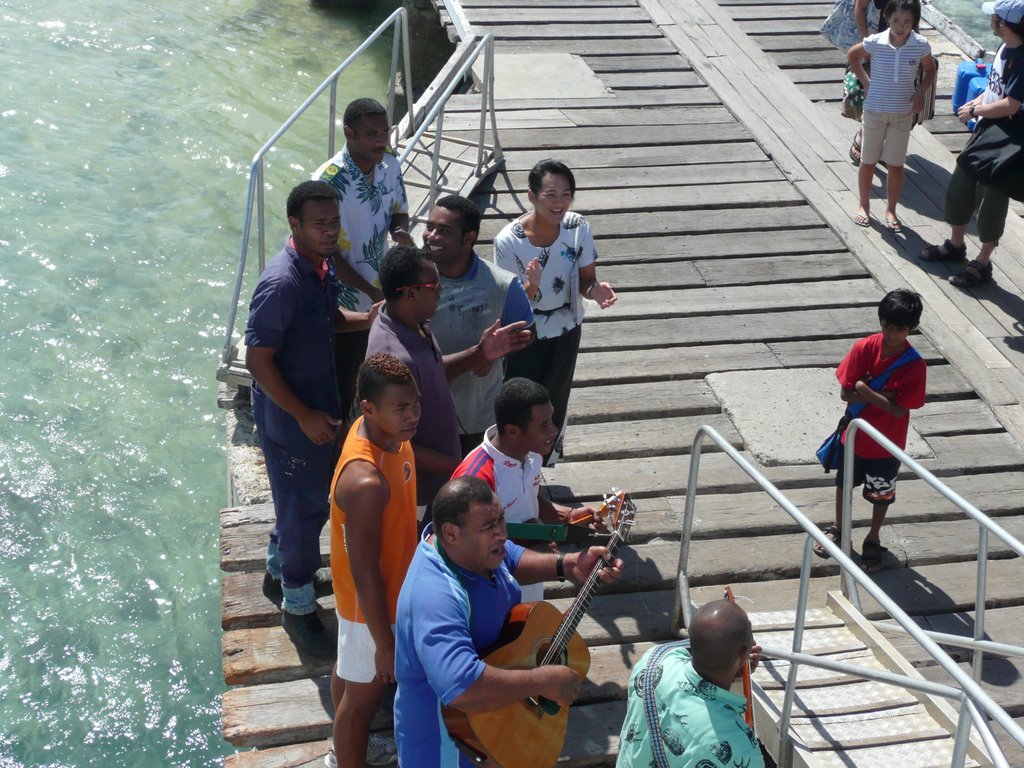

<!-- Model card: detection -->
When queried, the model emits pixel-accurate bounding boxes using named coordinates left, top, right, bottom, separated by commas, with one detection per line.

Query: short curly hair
left=357, top=353, right=416, bottom=404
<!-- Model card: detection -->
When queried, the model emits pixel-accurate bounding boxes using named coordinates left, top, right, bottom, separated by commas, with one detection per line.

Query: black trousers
left=334, top=328, right=370, bottom=424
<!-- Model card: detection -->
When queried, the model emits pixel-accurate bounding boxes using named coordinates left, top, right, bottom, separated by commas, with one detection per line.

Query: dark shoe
left=262, top=568, right=333, bottom=607
left=860, top=538, right=890, bottom=574
left=919, top=239, right=967, bottom=262
left=949, top=259, right=993, bottom=288
left=281, top=610, right=336, bottom=659
left=813, top=525, right=840, bottom=559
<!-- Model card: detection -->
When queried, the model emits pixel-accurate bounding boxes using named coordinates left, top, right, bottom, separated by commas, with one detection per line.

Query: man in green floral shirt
left=617, top=600, right=764, bottom=768
left=315, top=98, right=414, bottom=421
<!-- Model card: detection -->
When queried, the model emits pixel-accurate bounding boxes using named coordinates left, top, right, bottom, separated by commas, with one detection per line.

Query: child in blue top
left=847, top=0, right=936, bottom=232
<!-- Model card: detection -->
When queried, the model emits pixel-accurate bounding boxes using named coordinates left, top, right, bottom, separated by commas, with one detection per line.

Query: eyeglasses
left=400, top=281, right=442, bottom=293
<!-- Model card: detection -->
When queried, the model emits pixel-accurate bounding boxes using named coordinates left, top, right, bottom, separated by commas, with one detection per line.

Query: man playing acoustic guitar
left=392, top=476, right=623, bottom=767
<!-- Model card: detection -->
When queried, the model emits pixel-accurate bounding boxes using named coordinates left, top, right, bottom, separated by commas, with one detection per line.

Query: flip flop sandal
left=920, top=239, right=967, bottom=262
left=861, top=539, right=889, bottom=573
left=886, top=218, right=903, bottom=233
left=853, top=213, right=871, bottom=227
left=949, top=259, right=993, bottom=287
left=849, top=141, right=861, bottom=165
left=813, top=525, right=840, bottom=559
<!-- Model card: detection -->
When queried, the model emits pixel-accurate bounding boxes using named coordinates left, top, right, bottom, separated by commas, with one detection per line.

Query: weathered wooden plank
left=737, top=18, right=831, bottom=34
left=477, top=180, right=804, bottom=217
left=595, top=252, right=869, bottom=291
left=766, top=336, right=943, bottom=367
left=752, top=33, right=834, bottom=51
left=788, top=66, right=847, bottom=84
left=470, top=23, right=664, bottom=38
left=796, top=81, right=843, bottom=102
left=491, top=141, right=767, bottom=172
left=577, top=229, right=848, bottom=263
left=598, top=71, right=704, bottom=89
left=574, top=341, right=783, bottom=384
left=576, top=306, right=875, bottom=352
left=462, top=7, right=651, bottom=22
left=586, top=278, right=881, bottom=323
left=919, top=657, right=1024, bottom=716
left=224, top=739, right=330, bottom=768
left=582, top=54, right=691, bottom=72
left=559, top=104, right=739, bottom=126
left=461, top=0, right=640, bottom=6
left=447, top=91, right=722, bottom=113
left=545, top=432, right=1024, bottom=500
left=775, top=49, right=847, bottom=68
left=912, top=398, right=1004, bottom=436
left=567, top=413, right=742, bottom=460
left=478, top=205, right=824, bottom=242
left=567, top=379, right=719, bottom=425
left=494, top=38, right=678, bottom=56
left=454, top=122, right=751, bottom=150
left=726, top=4, right=834, bottom=19
left=476, top=162, right=783, bottom=196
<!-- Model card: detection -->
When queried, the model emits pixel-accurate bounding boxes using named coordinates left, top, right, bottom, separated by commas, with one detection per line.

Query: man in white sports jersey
left=451, top=377, right=601, bottom=601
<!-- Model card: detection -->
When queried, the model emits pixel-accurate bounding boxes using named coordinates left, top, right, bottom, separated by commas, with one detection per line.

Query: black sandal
left=919, top=239, right=967, bottom=262
left=861, top=538, right=889, bottom=573
left=813, top=525, right=840, bottom=559
left=949, top=259, right=993, bottom=287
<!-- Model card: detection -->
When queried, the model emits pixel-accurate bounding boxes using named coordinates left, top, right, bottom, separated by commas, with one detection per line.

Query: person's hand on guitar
left=566, top=506, right=609, bottom=533
left=535, top=665, right=583, bottom=707
left=568, top=546, right=623, bottom=586
left=746, top=643, right=762, bottom=675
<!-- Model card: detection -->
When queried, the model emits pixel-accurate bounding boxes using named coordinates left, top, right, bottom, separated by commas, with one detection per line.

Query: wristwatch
left=969, top=104, right=977, bottom=117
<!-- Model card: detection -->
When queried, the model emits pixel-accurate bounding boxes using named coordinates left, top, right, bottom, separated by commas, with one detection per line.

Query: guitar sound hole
left=535, top=640, right=566, bottom=667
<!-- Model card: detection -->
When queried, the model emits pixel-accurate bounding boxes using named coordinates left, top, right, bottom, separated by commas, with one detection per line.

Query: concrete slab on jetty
left=220, top=0, right=1024, bottom=764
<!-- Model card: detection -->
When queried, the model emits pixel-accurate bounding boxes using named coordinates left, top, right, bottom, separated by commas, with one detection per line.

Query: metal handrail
left=218, top=7, right=413, bottom=369
left=672, top=424, right=1024, bottom=767
left=395, top=32, right=501, bottom=220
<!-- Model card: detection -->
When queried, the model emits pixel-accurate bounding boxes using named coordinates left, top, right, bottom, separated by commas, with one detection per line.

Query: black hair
left=432, top=476, right=495, bottom=532
left=878, top=288, right=923, bottom=329
left=357, top=353, right=416, bottom=405
left=495, top=378, right=551, bottom=435
left=286, top=180, right=338, bottom=220
left=527, top=159, right=577, bottom=196
left=343, top=97, right=387, bottom=128
left=882, top=0, right=921, bottom=29
left=379, top=244, right=432, bottom=300
left=435, top=194, right=482, bottom=236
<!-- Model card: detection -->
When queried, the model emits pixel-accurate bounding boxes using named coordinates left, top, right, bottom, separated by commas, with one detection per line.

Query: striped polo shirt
left=863, top=29, right=931, bottom=113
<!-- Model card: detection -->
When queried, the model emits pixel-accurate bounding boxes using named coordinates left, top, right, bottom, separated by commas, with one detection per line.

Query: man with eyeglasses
left=315, top=98, right=415, bottom=426
left=365, top=245, right=532, bottom=514
left=424, top=195, right=535, bottom=456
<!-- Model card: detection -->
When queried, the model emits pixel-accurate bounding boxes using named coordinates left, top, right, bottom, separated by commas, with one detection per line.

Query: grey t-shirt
left=432, top=253, right=534, bottom=435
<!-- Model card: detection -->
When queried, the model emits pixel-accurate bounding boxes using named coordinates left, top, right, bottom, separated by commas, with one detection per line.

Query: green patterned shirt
left=617, top=644, right=764, bottom=768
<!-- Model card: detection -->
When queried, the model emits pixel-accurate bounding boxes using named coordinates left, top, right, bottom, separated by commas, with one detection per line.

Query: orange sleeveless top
left=329, top=417, right=417, bottom=623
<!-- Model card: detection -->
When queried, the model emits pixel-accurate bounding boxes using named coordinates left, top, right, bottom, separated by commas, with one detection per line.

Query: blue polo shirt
left=394, top=526, right=524, bottom=768
left=244, top=240, right=340, bottom=447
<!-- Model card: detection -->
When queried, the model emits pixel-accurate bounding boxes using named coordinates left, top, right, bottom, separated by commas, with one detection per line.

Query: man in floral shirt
left=315, top=98, right=414, bottom=421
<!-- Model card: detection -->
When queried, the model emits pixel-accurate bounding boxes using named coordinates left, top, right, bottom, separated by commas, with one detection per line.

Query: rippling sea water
left=0, top=1, right=394, bottom=764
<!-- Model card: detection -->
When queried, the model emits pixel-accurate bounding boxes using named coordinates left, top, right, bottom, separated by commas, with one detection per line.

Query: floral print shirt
left=316, top=145, right=408, bottom=311
left=492, top=211, right=597, bottom=340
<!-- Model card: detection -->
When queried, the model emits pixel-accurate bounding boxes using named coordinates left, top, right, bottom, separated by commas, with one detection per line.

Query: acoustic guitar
left=443, top=490, right=637, bottom=767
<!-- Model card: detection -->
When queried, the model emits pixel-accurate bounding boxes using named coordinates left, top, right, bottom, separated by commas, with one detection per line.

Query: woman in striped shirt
left=847, top=0, right=936, bottom=232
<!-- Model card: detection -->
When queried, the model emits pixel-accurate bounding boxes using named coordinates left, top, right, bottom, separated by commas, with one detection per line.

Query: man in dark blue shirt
left=244, top=180, right=375, bottom=658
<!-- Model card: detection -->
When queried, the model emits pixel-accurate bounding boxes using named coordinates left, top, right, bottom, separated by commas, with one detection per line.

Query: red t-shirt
left=837, top=333, right=927, bottom=459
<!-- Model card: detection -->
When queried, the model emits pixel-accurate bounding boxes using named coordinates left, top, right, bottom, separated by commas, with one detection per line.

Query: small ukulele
left=442, top=490, right=637, bottom=768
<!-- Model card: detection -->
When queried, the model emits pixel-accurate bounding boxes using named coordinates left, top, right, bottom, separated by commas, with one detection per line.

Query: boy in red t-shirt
left=814, top=289, right=926, bottom=572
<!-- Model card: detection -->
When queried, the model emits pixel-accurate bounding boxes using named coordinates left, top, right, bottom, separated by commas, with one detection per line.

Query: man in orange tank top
left=327, top=353, right=421, bottom=768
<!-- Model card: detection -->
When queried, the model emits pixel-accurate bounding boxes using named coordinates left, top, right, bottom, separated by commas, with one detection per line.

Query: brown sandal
left=919, top=239, right=967, bottom=262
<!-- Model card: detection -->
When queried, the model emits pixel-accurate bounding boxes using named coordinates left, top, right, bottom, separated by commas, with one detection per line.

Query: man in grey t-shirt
left=424, top=195, right=535, bottom=456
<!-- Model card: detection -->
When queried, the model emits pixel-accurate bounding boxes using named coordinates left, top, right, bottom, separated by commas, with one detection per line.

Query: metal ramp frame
left=673, top=421, right=1024, bottom=767
left=215, top=4, right=501, bottom=394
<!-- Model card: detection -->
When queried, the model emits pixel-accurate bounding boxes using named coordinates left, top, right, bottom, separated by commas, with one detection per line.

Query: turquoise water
left=0, top=1, right=395, bottom=764
left=932, top=0, right=1001, bottom=47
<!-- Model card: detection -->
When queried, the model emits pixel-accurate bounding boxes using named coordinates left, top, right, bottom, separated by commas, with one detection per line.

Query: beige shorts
left=861, top=109, right=913, bottom=167
left=335, top=614, right=395, bottom=683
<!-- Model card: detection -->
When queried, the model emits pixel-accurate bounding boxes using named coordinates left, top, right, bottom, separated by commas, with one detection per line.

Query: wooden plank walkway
left=220, top=0, right=1024, bottom=764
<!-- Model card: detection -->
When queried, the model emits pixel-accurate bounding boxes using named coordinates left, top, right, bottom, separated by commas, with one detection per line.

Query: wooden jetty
left=220, top=0, right=1024, bottom=764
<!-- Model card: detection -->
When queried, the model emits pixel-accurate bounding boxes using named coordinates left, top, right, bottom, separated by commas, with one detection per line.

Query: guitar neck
left=540, top=529, right=625, bottom=666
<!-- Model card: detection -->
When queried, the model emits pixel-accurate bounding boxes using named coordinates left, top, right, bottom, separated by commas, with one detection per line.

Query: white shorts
left=335, top=614, right=396, bottom=683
